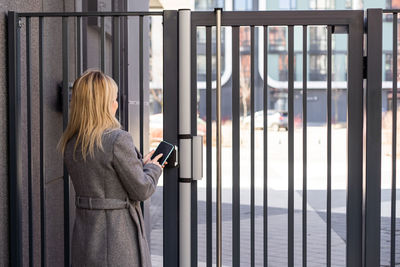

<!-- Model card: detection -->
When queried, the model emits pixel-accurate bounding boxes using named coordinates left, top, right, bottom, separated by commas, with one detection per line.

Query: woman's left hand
left=143, top=150, right=155, bottom=165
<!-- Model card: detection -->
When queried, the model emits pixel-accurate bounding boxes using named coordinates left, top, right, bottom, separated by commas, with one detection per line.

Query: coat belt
left=75, top=196, right=150, bottom=266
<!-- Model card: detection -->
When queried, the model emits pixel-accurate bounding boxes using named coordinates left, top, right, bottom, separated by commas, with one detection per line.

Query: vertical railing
left=163, top=10, right=180, bottom=267
left=205, top=25, right=212, bottom=267
left=25, top=16, right=33, bottom=267
left=39, top=16, right=46, bottom=267
left=62, top=16, right=70, bottom=267
left=287, top=24, right=294, bottom=267
left=347, top=11, right=364, bottom=267
left=327, top=25, right=332, bottom=267
left=391, top=12, right=398, bottom=267
left=8, top=11, right=23, bottom=267
left=263, top=25, right=269, bottom=267
left=302, top=24, right=308, bottom=267
left=365, top=8, right=382, bottom=267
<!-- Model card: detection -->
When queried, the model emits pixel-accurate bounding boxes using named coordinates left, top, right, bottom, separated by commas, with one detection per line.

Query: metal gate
left=6, top=8, right=399, bottom=267
left=180, top=9, right=364, bottom=267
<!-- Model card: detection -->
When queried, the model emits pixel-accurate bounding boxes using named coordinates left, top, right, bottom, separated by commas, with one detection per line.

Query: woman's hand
left=143, top=150, right=155, bottom=165
left=144, top=151, right=168, bottom=169
left=147, top=153, right=165, bottom=169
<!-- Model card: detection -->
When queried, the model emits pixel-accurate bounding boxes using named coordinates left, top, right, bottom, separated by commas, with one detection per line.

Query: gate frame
left=189, top=9, right=364, bottom=267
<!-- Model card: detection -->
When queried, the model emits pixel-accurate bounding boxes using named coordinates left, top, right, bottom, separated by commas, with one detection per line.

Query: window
left=269, top=27, right=286, bottom=52
left=309, top=55, right=327, bottom=81
left=278, top=55, right=288, bottom=81
left=195, top=0, right=224, bottom=10
left=279, top=0, right=296, bottom=9
left=385, top=54, right=393, bottom=81
left=310, top=27, right=327, bottom=51
left=234, top=0, right=252, bottom=10
left=310, top=0, right=334, bottom=9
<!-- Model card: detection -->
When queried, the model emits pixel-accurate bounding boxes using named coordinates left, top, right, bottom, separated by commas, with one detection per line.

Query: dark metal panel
left=288, top=25, right=294, bottom=267
left=77, top=16, right=82, bottom=76
left=112, top=16, right=121, bottom=120
left=206, top=26, right=212, bottom=267
left=232, top=26, right=240, bottom=267
left=327, top=25, right=332, bottom=267
left=162, top=10, right=179, bottom=267
left=100, top=16, right=105, bottom=72
left=8, top=11, right=23, bottom=267
left=250, top=25, right=255, bottom=267
left=39, top=16, right=46, bottom=267
left=263, top=25, right=268, bottom=267
left=62, top=16, right=70, bottom=267
left=391, top=12, right=398, bottom=267
left=191, top=11, right=362, bottom=27
left=25, top=16, right=33, bottom=267
left=346, top=12, right=364, bottom=267
left=139, top=15, right=144, bottom=154
left=190, top=16, right=198, bottom=267
left=302, top=25, right=307, bottom=267
left=365, top=8, right=382, bottom=267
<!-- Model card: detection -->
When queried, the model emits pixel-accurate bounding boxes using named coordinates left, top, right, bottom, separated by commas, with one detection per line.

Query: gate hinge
left=363, top=56, right=367, bottom=79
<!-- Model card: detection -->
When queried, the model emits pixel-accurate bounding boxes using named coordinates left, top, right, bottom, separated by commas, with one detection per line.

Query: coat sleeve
left=112, top=130, right=162, bottom=201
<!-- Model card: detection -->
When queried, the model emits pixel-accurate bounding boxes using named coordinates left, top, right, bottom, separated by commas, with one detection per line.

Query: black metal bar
left=250, top=25, right=255, bottom=267
left=62, top=16, right=70, bottom=267
left=365, top=8, right=382, bottom=267
left=77, top=16, right=82, bottom=76
left=139, top=15, right=144, bottom=154
left=263, top=25, right=268, bottom=267
left=101, top=16, right=105, bottom=72
left=391, top=12, right=398, bottom=267
left=347, top=12, right=364, bottom=267
left=288, top=25, right=294, bottom=267
left=232, top=26, right=240, bottom=267
left=8, top=11, right=23, bottom=267
left=302, top=25, right=307, bottom=267
left=190, top=18, right=198, bottom=267
left=163, top=10, right=179, bottom=267
left=327, top=25, right=332, bottom=267
left=383, top=9, right=400, bottom=13
left=191, top=10, right=362, bottom=27
left=112, top=16, right=121, bottom=120
left=82, top=16, right=88, bottom=72
left=18, top=11, right=164, bottom=17
left=205, top=26, right=212, bottom=267
left=26, top=16, right=33, bottom=267
left=39, top=16, right=46, bottom=267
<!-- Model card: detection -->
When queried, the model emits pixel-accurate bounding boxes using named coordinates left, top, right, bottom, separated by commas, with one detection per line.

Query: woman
left=58, top=69, right=165, bottom=266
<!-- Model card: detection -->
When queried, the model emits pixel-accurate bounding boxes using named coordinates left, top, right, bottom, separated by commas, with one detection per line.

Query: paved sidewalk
left=150, top=186, right=400, bottom=266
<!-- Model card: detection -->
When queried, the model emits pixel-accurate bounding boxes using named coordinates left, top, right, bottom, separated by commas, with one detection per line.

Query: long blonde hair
left=58, top=69, right=121, bottom=160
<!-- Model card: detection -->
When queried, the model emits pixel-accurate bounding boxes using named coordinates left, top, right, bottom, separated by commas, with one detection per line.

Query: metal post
left=163, top=10, right=179, bottom=267
left=215, top=8, right=222, bottom=267
left=178, top=9, right=192, bottom=267
left=347, top=11, right=364, bottom=267
left=7, top=11, right=23, bottom=267
left=62, top=16, right=70, bottom=267
left=365, top=8, right=382, bottom=267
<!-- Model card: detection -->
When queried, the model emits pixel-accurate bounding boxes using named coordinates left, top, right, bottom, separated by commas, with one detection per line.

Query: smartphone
left=150, top=140, right=175, bottom=165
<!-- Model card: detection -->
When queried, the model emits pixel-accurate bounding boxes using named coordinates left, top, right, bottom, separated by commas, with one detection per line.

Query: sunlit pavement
left=150, top=127, right=400, bottom=266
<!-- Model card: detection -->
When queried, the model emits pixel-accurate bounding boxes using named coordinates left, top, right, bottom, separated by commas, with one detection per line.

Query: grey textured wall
left=1, top=0, right=77, bottom=266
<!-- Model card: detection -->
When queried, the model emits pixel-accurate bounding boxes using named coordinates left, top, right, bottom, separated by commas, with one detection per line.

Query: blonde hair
left=58, top=69, right=121, bottom=160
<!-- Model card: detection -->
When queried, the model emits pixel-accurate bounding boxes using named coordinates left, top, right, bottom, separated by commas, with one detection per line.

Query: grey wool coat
left=64, top=128, right=162, bottom=267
